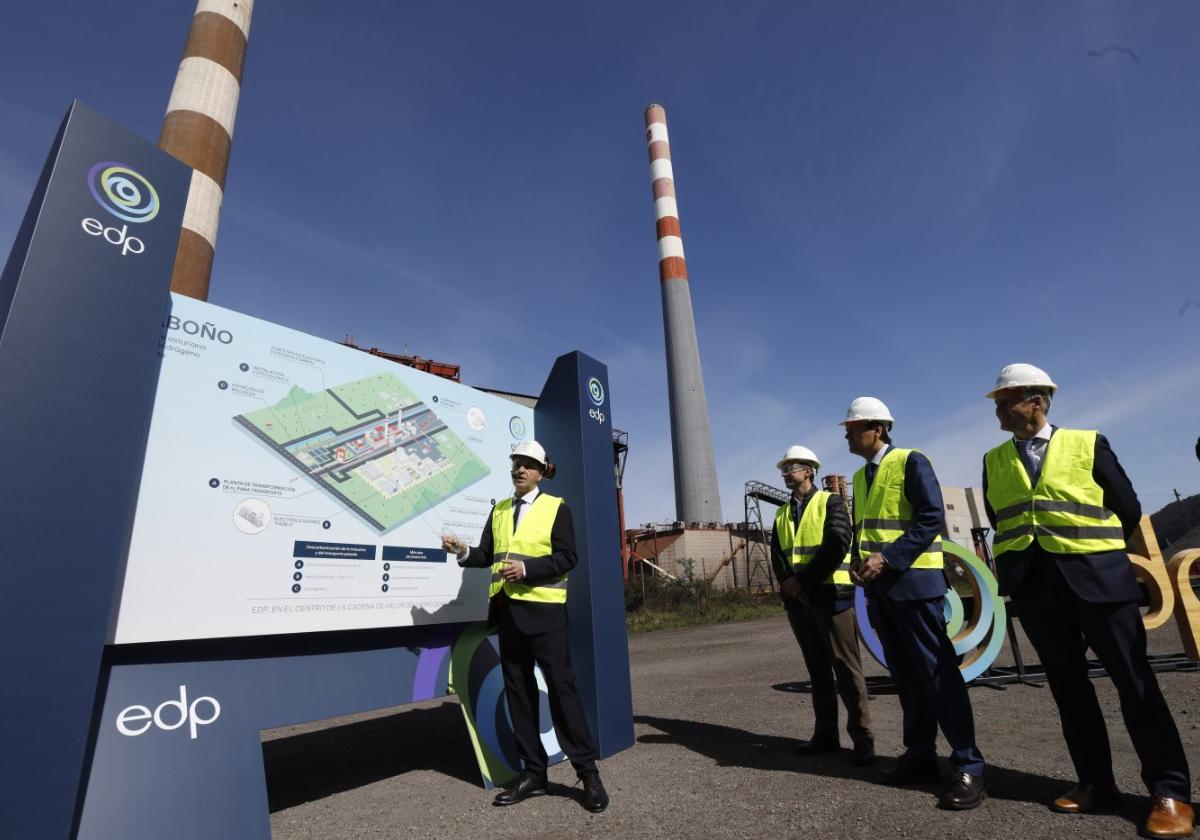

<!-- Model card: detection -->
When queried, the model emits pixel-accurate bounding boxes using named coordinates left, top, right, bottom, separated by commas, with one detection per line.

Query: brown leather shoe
left=1051, top=782, right=1122, bottom=814
left=1144, top=797, right=1195, bottom=839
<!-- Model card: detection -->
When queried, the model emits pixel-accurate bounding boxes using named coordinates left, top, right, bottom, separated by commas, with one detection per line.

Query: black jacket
left=770, top=487, right=853, bottom=607
left=460, top=493, right=578, bottom=633
left=981, top=427, right=1142, bottom=603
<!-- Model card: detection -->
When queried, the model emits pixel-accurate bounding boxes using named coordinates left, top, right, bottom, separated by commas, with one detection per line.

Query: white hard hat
left=838, top=396, right=895, bottom=426
left=985, top=363, right=1057, bottom=399
left=510, top=440, right=548, bottom=468
left=776, top=445, right=821, bottom=472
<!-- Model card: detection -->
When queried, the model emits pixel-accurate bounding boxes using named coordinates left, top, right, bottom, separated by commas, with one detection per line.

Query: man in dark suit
left=841, top=397, right=986, bottom=811
left=982, top=363, right=1191, bottom=838
left=443, top=440, right=607, bottom=813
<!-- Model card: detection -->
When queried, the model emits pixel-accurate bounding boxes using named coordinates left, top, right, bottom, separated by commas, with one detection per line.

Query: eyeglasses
left=780, top=464, right=810, bottom=476
left=845, top=424, right=880, bottom=435
left=993, top=394, right=1035, bottom=410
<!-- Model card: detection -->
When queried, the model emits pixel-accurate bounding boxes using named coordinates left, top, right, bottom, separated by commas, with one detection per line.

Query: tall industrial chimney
left=643, top=104, right=722, bottom=523
left=158, top=0, right=254, bottom=300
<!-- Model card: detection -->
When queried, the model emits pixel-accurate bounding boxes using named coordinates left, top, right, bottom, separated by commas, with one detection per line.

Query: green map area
left=235, top=372, right=489, bottom=532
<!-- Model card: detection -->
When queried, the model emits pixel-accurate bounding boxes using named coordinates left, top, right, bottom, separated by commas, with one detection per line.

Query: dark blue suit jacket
left=981, top=427, right=1141, bottom=603
left=858, top=447, right=948, bottom=602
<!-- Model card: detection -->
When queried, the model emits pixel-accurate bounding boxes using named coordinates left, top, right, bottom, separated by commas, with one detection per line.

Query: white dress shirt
left=871, top=444, right=891, bottom=466
left=512, top=486, right=541, bottom=529
left=1017, top=422, right=1053, bottom=478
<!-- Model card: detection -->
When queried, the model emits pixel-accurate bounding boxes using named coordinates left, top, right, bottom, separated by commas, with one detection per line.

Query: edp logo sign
left=115, top=685, right=221, bottom=740
left=81, top=161, right=160, bottom=257
left=586, top=376, right=606, bottom=424
left=80, top=217, right=145, bottom=257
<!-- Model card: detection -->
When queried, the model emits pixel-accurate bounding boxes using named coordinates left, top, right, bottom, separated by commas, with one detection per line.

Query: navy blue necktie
left=512, top=498, right=525, bottom=533
left=865, top=462, right=878, bottom=490
left=1016, top=439, right=1037, bottom=482
left=790, top=498, right=801, bottom=527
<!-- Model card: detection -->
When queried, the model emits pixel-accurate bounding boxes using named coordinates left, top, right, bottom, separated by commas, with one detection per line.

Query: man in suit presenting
left=842, top=397, right=986, bottom=811
left=982, top=363, right=1191, bottom=838
left=442, top=440, right=608, bottom=813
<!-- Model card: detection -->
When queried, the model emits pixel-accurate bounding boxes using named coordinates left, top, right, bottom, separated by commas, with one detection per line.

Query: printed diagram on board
left=235, top=372, right=489, bottom=532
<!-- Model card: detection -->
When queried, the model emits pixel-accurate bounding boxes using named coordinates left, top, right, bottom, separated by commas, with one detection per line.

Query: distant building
left=822, top=474, right=850, bottom=499
left=625, top=523, right=742, bottom=589
left=941, top=486, right=989, bottom=547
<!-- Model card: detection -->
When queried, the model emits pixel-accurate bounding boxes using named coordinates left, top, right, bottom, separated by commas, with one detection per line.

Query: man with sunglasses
left=769, top=445, right=874, bottom=765
left=982, top=364, right=1191, bottom=838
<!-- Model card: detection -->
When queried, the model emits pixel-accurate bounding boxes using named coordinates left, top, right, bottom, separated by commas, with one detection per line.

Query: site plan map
left=115, top=295, right=531, bottom=643
left=234, top=372, right=489, bottom=532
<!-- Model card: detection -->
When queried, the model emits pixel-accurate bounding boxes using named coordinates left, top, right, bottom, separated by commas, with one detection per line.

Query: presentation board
left=2, top=102, right=633, bottom=840
left=114, top=294, right=532, bottom=643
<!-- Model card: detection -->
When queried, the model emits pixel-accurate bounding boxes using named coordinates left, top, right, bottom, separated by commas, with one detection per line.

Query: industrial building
left=627, top=482, right=993, bottom=594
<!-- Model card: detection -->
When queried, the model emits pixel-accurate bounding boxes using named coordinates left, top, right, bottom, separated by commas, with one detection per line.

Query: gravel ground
left=266, top=615, right=1200, bottom=839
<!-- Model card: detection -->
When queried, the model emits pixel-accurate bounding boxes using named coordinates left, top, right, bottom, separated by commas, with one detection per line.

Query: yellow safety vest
left=852, top=448, right=943, bottom=570
left=984, top=428, right=1125, bottom=558
left=774, top=490, right=853, bottom=585
left=490, top=493, right=568, bottom=604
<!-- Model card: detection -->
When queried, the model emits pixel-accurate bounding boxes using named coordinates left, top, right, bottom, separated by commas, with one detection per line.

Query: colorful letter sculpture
left=854, top=539, right=1007, bottom=682
left=1129, top=515, right=1200, bottom=659
left=450, top=622, right=563, bottom=788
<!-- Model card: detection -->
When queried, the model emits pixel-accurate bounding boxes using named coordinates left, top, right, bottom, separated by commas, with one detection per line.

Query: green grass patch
left=627, top=600, right=784, bottom=634
left=624, top=558, right=785, bottom=634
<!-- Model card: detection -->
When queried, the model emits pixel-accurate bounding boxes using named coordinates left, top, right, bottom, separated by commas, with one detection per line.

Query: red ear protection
left=543, top=458, right=556, bottom=480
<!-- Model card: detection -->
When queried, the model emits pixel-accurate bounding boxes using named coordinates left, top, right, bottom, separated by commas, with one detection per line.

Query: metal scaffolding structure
left=737, top=480, right=788, bottom=594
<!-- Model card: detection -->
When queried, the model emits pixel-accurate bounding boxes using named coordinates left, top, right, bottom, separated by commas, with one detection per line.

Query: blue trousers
left=868, top=594, right=985, bottom=776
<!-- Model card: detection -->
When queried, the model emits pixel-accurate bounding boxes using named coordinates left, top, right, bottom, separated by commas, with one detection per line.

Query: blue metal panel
left=535, top=352, right=635, bottom=756
left=0, top=101, right=189, bottom=839
left=80, top=631, right=442, bottom=840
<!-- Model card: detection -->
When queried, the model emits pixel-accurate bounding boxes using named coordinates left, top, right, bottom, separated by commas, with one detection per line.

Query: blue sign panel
left=381, top=545, right=446, bottom=563
left=535, top=353, right=635, bottom=756
left=0, top=101, right=190, bottom=840
left=293, top=541, right=378, bottom=560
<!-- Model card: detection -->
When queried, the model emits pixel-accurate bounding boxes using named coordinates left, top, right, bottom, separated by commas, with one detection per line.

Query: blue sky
left=2, top=2, right=1198, bottom=528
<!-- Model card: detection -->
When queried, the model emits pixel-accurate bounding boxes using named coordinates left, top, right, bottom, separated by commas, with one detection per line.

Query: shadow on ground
left=772, top=675, right=901, bottom=696
left=263, top=701, right=479, bottom=811
left=634, top=714, right=1145, bottom=831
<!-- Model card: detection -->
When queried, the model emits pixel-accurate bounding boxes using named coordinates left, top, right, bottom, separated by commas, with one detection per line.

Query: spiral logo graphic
left=451, top=624, right=561, bottom=787
left=87, top=162, right=159, bottom=223
left=509, top=416, right=527, bottom=440
left=587, top=377, right=605, bottom=406
left=854, top=539, right=1006, bottom=683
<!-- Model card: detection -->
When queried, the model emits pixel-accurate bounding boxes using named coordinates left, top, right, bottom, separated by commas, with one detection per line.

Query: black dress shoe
left=852, top=741, right=877, bottom=766
left=795, top=737, right=839, bottom=755
left=493, top=772, right=547, bottom=806
left=878, top=757, right=942, bottom=785
left=581, top=773, right=609, bottom=813
left=939, top=773, right=986, bottom=811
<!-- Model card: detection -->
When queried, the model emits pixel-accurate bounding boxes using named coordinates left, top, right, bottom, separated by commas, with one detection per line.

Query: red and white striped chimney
left=158, top=0, right=253, bottom=301
left=645, top=104, right=688, bottom=283
left=643, top=104, right=723, bottom=523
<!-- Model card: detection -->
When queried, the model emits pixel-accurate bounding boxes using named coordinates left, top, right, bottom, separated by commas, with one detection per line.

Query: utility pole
left=1174, top=489, right=1193, bottom=532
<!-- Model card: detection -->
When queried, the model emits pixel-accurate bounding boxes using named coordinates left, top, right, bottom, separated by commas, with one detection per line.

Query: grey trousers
left=786, top=602, right=873, bottom=746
